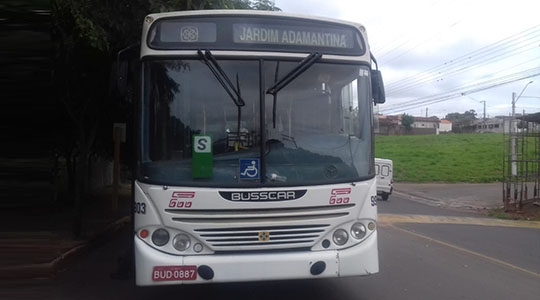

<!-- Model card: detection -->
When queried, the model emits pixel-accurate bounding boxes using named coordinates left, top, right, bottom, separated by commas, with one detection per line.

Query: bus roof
left=146, top=9, right=367, bottom=31
left=142, top=10, right=369, bottom=56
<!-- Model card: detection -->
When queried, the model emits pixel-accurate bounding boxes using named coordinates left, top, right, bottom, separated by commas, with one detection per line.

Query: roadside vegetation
left=376, top=133, right=540, bottom=220
left=375, top=133, right=503, bottom=183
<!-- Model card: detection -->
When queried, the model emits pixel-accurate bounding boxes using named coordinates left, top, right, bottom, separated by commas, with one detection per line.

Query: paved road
left=15, top=193, right=540, bottom=300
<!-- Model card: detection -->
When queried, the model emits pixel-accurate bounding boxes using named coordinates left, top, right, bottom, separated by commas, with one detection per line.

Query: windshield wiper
left=266, top=52, right=322, bottom=128
left=198, top=49, right=245, bottom=107
left=266, top=52, right=322, bottom=96
left=198, top=49, right=245, bottom=146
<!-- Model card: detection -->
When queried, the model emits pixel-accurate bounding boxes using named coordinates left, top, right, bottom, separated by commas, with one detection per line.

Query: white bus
left=131, top=9, right=385, bottom=286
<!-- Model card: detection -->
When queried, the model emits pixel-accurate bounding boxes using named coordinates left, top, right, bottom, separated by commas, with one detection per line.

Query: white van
left=375, top=158, right=393, bottom=200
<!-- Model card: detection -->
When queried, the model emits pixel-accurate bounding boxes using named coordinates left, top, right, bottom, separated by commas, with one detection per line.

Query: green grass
left=375, top=133, right=504, bottom=183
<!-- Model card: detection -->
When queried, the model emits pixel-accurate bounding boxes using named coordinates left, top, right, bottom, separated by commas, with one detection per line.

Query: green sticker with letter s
left=192, top=135, right=213, bottom=178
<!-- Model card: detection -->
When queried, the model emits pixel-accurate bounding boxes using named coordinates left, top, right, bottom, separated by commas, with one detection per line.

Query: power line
left=379, top=19, right=466, bottom=66
left=386, top=30, right=540, bottom=95
left=380, top=67, right=540, bottom=114
left=373, top=1, right=463, bottom=62
left=377, top=24, right=540, bottom=116
left=383, top=25, right=540, bottom=95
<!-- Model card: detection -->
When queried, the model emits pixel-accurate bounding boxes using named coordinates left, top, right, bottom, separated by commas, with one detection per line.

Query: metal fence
left=502, top=118, right=540, bottom=210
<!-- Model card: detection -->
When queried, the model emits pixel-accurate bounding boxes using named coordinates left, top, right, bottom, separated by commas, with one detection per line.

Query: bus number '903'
left=134, top=202, right=146, bottom=214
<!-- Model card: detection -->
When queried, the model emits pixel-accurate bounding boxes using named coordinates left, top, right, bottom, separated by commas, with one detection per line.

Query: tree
left=401, top=114, right=414, bottom=132
left=149, top=0, right=280, bottom=11
left=445, top=110, right=477, bottom=133
left=51, top=0, right=130, bottom=237
left=50, top=0, right=281, bottom=237
left=251, top=0, right=281, bottom=10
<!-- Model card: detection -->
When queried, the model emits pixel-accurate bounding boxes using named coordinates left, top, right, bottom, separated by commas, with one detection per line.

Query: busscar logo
left=219, top=190, right=307, bottom=202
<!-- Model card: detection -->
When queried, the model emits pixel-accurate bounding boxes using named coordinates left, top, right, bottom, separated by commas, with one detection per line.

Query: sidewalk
left=393, top=182, right=504, bottom=210
left=0, top=184, right=131, bottom=281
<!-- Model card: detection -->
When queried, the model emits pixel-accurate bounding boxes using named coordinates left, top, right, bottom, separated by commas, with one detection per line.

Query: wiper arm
left=198, top=49, right=245, bottom=149
left=266, top=52, right=322, bottom=128
left=198, top=49, right=245, bottom=107
left=271, top=61, right=280, bottom=128
left=266, top=52, right=322, bottom=96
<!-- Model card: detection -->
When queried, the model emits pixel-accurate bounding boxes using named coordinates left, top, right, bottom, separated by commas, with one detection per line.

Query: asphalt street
left=40, top=192, right=540, bottom=300
left=4, top=184, right=540, bottom=299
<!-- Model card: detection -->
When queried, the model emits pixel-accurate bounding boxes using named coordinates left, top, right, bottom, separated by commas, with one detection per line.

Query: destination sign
left=148, top=16, right=365, bottom=55
left=233, top=24, right=353, bottom=49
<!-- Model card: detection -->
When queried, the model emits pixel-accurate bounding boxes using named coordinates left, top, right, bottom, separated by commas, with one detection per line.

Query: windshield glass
left=140, top=58, right=373, bottom=187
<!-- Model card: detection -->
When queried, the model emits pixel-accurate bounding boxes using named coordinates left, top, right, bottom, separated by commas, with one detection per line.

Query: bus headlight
left=172, top=233, right=191, bottom=251
left=151, top=228, right=170, bottom=246
left=351, top=223, right=367, bottom=240
left=332, top=229, right=349, bottom=246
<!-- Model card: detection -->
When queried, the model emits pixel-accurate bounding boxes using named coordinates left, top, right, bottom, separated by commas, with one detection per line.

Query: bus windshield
left=140, top=57, right=373, bottom=187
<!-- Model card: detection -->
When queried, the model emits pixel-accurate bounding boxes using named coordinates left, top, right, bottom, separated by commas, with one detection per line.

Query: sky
left=273, top=0, right=540, bottom=119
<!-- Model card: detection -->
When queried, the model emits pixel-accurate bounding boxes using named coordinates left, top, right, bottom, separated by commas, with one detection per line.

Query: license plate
left=152, top=266, right=197, bottom=281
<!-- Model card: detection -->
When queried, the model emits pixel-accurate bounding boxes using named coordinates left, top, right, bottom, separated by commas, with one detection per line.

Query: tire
left=381, top=193, right=389, bottom=201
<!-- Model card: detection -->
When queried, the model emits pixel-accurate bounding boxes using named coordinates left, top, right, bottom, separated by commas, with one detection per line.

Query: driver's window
left=341, top=79, right=358, bottom=135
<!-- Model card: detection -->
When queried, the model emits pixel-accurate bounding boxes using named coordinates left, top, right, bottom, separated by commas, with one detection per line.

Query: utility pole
left=511, top=92, right=516, bottom=176
left=512, top=92, right=516, bottom=120
left=511, top=81, right=533, bottom=176
left=480, top=100, right=486, bottom=120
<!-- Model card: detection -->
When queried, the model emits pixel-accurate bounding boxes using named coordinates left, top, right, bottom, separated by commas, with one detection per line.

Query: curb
left=393, top=190, right=504, bottom=211
left=379, top=213, right=540, bottom=229
left=394, top=190, right=445, bottom=206
left=0, top=216, right=131, bottom=280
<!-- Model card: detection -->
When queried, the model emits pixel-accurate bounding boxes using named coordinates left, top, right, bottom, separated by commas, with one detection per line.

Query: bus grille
left=165, top=204, right=354, bottom=251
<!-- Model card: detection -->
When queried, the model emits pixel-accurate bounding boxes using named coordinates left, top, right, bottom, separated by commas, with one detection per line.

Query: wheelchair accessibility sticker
left=239, top=158, right=260, bottom=180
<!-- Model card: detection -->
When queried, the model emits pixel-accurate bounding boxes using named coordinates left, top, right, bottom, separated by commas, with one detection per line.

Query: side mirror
left=371, top=70, right=386, bottom=104
left=115, top=61, right=129, bottom=98
left=112, top=43, right=140, bottom=102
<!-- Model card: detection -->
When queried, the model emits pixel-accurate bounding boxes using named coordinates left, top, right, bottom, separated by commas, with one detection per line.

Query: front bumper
left=134, top=230, right=378, bottom=286
left=377, top=186, right=393, bottom=195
